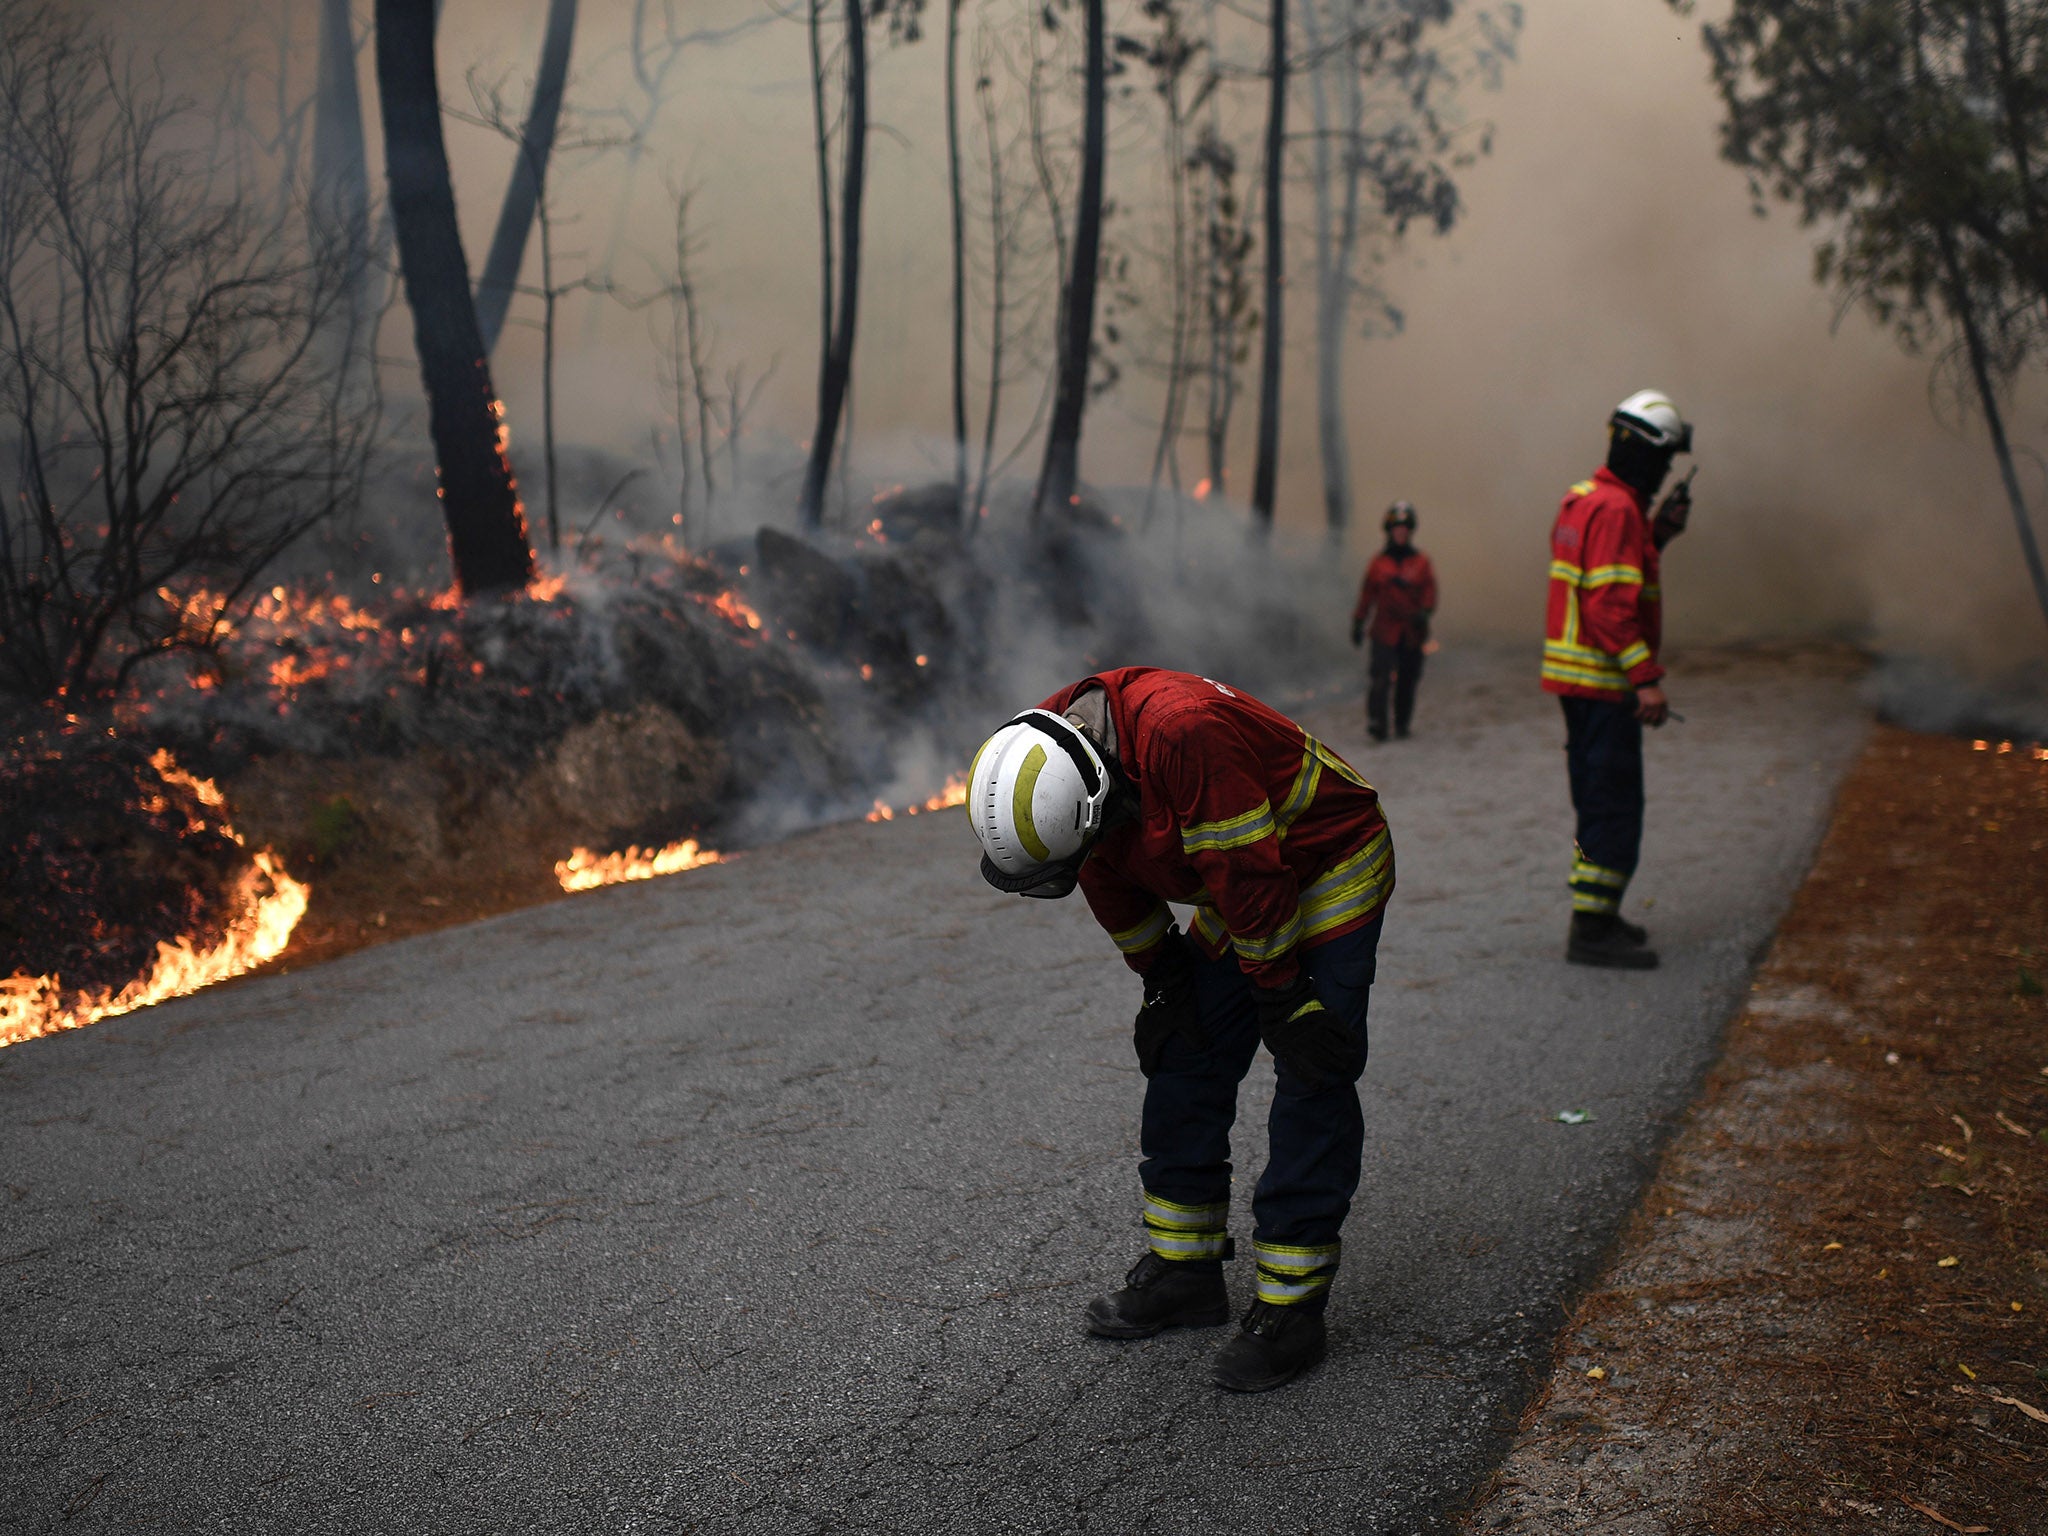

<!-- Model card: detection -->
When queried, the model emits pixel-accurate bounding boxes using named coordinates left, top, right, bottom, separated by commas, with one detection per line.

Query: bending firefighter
left=966, top=668, right=1393, bottom=1392
left=1542, top=390, right=1696, bottom=969
left=1350, top=502, right=1439, bottom=742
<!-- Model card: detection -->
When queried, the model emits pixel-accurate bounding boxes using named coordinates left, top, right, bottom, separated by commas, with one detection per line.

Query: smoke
left=71, top=0, right=2048, bottom=716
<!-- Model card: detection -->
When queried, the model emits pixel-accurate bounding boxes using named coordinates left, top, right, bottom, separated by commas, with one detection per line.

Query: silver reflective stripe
left=1111, top=904, right=1172, bottom=954
left=1144, top=1193, right=1227, bottom=1230
left=1252, top=1241, right=1340, bottom=1275
left=1255, top=1273, right=1332, bottom=1304
left=1149, top=1230, right=1231, bottom=1259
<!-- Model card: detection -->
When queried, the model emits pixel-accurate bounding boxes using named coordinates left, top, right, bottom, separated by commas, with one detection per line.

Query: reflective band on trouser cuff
left=1571, top=847, right=1629, bottom=915
left=1144, top=1193, right=1230, bottom=1261
left=1111, top=904, right=1171, bottom=956
left=1253, top=1240, right=1339, bottom=1305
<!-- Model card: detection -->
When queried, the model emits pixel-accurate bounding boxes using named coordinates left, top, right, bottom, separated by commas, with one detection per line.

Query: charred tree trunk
left=1251, top=0, right=1287, bottom=532
left=311, top=0, right=371, bottom=324
left=1303, top=0, right=1361, bottom=540
left=946, top=0, right=969, bottom=521
left=473, top=0, right=579, bottom=354
left=1035, top=0, right=1107, bottom=521
left=375, top=0, right=534, bottom=595
left=799, top=0, right=867, bottom=529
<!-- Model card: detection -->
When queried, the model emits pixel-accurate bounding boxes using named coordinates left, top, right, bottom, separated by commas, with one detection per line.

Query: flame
left=1, top=755, right=309, bottom=1049
left=699, top=590, right=763, bottom=632
left=527, top=571, right=570, bottom=602
left=555, top=838, right=725, bottom=892
left=1192, top=478, right=1212, bottom=501
left=863, top=772, right=969, bottom=823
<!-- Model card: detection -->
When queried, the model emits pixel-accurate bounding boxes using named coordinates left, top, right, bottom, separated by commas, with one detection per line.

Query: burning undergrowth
left=1, top=479, right=1354, bottom=1043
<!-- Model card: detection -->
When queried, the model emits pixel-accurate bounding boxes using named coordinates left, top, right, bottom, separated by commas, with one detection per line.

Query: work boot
left=1567, top=912, right=1659, bottom=970
left=1612, top=914, right=1649, bottom=946
left=1083, top=1253, right=1230, bottom=1339
left=1210, top=1300, right=1328, bottom=1392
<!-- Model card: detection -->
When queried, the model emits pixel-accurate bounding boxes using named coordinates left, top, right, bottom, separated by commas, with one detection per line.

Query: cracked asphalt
left=1, top=647, right=1866, bottom=1533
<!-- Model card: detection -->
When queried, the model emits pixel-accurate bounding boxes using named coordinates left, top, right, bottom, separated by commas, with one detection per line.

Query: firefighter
left=966, top=668, right=1393, bottom=1392
left=1350, top=502, right=1439, bottom=741
left=1542, top=390, right=1695, bottom=969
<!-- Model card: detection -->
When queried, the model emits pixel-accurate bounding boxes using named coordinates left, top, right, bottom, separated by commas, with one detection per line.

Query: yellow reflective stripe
left=1297, top=830, right=1394, bottom=940
left=1310, top=734, right=1369, bottom=790
left=1545, top=637, right=1626, bottom=663
left=1276, top=746, right=1323, bottom=830
left=1110, top=905, right=1171, bottom=955
left=1182, top=799, right=1276, bottom=855
left=1150, top=1230, right=1231, bottom=1260
left=1543, top=668, right=1632, bottom=694
left=1144, top=1193, right=1227, bottom=1228
left=1230, top=910, right=1304, bottom=963
left=1616, top=642, right=1652, bottom=672
left=1571, top=854, right=1629, bottom=889
left=1011, top=743, right=1050, bottom=861
left=1572, top=890, right=1621, bottom=914
left=1569, top=479, right=1595, bottom=496
left=1580, top=564, right=1644, bottom=588
left=1191, top=907, right=1228, bottom=949
left=1251, top=1240, right=1340, bottom=1274
left=1549, top=558, right=1583, bottom=582
left=965, top=738, right=993, bottom=827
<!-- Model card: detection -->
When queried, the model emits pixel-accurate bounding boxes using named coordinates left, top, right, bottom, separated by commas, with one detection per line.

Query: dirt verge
left=1465, top=726, right=2048, bottom=1534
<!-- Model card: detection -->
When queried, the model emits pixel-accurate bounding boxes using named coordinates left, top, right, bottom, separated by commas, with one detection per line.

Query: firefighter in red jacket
left=966, top=668, right=1393, bottom=1392
left=1351, top=502, right=1438, bottom=741
left=1542, top=390, right=1695, bottom=969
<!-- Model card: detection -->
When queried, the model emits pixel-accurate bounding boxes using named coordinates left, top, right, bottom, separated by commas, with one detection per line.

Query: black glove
left=1254, top=971, right=1361, bottom=1090
left=1349, top=618, right=1365, bottom=649
left=1652, top=483, right=1692, bottom=547
left=1133, top=927, right=1210, bottom=1076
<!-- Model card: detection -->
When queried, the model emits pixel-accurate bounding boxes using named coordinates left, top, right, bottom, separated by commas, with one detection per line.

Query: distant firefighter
left=1542, top=390, right=1697, bottom=970
left=1350, top=502, right=1437, bottom=742
left=965, top=669, right=1393, bottom=1392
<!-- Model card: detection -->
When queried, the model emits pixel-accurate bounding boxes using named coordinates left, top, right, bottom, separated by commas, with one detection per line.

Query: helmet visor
left=981, top=849, right=1086, bottom=899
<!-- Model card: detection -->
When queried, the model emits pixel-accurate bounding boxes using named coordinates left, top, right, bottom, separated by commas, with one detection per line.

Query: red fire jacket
left=1352, top=548, right=1438, bottom=648
left=1039, top=668, right=1393, bottom=990
left=1542, top=466, right=1663, bottom=701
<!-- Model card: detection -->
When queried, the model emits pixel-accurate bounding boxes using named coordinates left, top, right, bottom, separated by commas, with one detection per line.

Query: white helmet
left=967, top=708, right=1115, bottom=898
left=1609, top=390, right=1693, bottom=453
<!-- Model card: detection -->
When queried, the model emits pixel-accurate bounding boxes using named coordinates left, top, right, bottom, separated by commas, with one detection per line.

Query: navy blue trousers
left=1560, top=695, right=1644, bottom=913
left=1368, top=638, right=1425, bottom=736
left=1138, top=915, right=1380, bottom=1251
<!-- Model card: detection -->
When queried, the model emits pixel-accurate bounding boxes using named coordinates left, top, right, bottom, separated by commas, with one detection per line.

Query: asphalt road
left=1, top=647, right=1866, bottom=1534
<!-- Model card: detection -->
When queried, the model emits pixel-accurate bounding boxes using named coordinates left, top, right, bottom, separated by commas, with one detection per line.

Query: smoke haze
left=91, top=0, right=2048, bottom=695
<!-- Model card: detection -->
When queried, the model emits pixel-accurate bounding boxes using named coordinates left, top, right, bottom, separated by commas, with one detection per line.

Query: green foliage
left=1690, top=0, right=2048, bottom=373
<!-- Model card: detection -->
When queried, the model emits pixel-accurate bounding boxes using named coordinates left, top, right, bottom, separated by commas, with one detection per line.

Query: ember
left=555, top=838, right=726, bottom=892
left=0, top=752, right=309, bottom=1049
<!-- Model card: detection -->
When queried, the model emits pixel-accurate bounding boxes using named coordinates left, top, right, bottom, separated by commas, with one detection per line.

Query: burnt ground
left=1465, top=726, right=2048, bottom=1535
left=0, top=645, right=1871, bottom=1533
